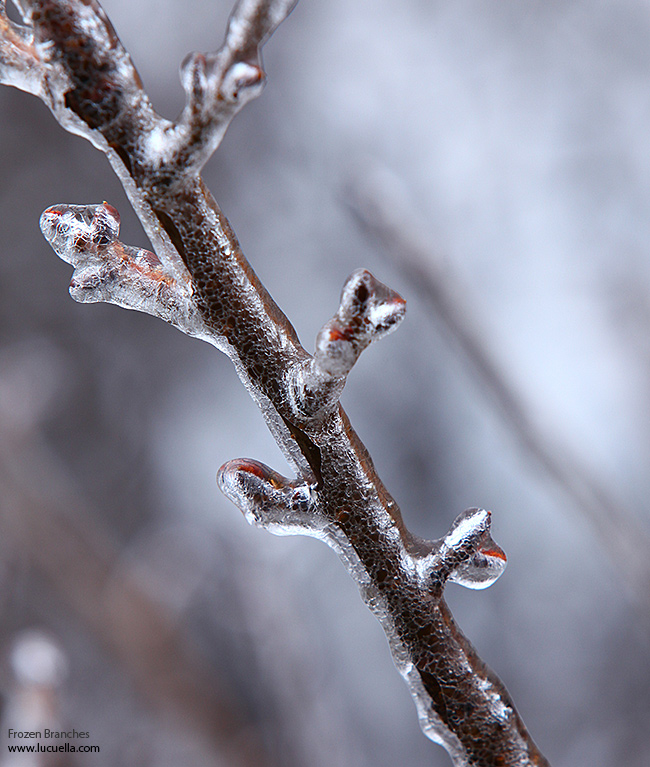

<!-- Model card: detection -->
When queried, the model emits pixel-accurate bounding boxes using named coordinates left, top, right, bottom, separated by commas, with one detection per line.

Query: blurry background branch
left=0, top=370, right=273, bottom=767
left=346, top=164, right=650, bottom=613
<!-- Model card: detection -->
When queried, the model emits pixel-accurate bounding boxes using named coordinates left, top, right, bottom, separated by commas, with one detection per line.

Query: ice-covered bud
left=40, top=200, right=209, bottom=339
left=40, top=202, right=120, bottom=266
left=445, top=508, right=507, bottom=589
left=288, top=269, right=406, bottom=419
left=219, top=61, right=264, bottom=102
left=180, top=51, right=209, bottom=103
left=218, top=458, right=319, bottom=534
left=431, top=508, right=507, bottom=590
left=314, top=269, right=406, bottom=378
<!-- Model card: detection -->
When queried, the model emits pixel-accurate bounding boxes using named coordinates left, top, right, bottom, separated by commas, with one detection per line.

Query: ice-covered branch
left=40, top=202, right=209, bottom=339
left=171, top=0, right=299, bottom=172
left=1, top=2, right=550, bottom=765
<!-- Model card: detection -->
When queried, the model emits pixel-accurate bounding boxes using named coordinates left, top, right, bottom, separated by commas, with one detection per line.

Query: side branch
left=289, top=269, right=406, bottom=418
left=172, top=0, right=299, bottom=172
left=40, top=202, right=209, bottom=339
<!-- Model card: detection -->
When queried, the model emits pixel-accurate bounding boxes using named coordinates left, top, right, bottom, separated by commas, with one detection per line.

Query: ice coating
left=314, top=268, right=406, bottom=378
left=439, top=507, right=508, bottom=590
left=40, top=202, right=120, bottom=262
left=217, top=458, right=320, bottom=535
left=1, top=2, right=549, bottom=765
left=40, top=202, right=210, bottom=340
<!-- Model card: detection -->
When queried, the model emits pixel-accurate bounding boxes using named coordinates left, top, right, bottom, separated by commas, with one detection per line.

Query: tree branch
left=1, top=2, right=550, bottom=764
left=171, top=0, right=299, bottom=173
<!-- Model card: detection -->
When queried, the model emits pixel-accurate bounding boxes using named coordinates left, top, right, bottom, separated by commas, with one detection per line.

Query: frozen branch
left=1, top=2, right=550, bottom=765
left=172, top=0, right=299, bottom=172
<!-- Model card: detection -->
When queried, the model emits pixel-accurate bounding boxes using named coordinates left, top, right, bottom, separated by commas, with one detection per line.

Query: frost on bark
left=0, top=2, right=550, bottom=765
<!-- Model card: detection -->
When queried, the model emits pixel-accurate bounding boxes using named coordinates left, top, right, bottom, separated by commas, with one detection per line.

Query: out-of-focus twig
left=0, top=394, right=270, bottom=767
left=346, top=163, right=650, bottom=607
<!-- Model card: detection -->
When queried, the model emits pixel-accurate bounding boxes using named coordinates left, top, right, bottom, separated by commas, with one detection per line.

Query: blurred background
left=1, top=0, right=650, bottom=764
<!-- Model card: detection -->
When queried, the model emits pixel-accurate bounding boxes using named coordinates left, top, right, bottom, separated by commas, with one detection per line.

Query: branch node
left=315, top=269, right=406, bottom=378
left=422, top=508, right=507, bottom=591
left=217, top=458, right=321, bottom=535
